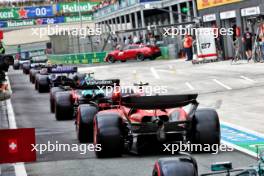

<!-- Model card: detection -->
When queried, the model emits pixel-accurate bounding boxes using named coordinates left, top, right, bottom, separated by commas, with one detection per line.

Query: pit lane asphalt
left=8, top=59, right=260, bottom=176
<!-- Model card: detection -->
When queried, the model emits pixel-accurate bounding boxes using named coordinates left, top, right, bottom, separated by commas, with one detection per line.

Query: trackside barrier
left=48, top=52, right=107, bottom=64
left=48, top=47, right=169, bottom=65
left=159, top=47, right=169, bottom=59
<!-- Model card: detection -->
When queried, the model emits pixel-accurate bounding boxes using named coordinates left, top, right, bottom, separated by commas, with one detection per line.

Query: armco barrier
left=48, top=47, right=169, bottom=64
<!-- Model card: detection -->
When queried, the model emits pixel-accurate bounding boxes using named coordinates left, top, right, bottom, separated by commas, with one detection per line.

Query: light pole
left=77, top=0, right=83, bottom=53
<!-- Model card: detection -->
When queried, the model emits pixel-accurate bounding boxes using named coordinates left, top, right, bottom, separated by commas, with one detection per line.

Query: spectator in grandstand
left=183, top=34, right=193, bottom=61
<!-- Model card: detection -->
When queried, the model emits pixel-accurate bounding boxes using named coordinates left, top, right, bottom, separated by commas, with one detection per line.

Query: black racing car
left=50, top=74, right=120, bottom=122
left=34, top=65, right=80, bottom=93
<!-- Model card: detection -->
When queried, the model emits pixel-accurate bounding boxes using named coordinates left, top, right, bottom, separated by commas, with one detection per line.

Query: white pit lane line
left=212, top=79, right=232, bottom=90
left=6, top=75, right=28, bottom=176
left=150, top=67, right=160, bottom=79
left=240, top=76, right=255, bottom=83
left=185, top=82, right=195, bottom=91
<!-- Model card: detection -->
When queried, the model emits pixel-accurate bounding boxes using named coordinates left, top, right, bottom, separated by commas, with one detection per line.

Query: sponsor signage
left=26, top=6, right=54, bottom=18
left=35, top=16, right=65, bottom=25
left=0, top=21, right=7, bottom=28
left=0, top=8, right=19, bottom=20
left=220, top=10, right=236, bottom=19
left=57, top=2, right=98, bottom=13
left=197, top=0, right=242, bottom=10
left=241, top=6, right=260, bottom=17
left=65, top=15, right=92, bottom=23
left=0, top=6, right=54, bottom=20
left=7, top=19, right=35, bottom=27
left=203, top=14, right=216, bottom=22
left=221, top=122, right=264, bottom=157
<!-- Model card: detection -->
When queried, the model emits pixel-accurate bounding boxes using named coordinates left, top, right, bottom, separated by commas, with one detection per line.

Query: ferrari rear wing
left=121, top=94, right=198, bottom=109
left=76, top=79, right=120, bottom=89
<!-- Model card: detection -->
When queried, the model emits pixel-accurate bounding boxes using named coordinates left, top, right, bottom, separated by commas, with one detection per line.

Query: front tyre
left=153, top=158, right=197, bottom=176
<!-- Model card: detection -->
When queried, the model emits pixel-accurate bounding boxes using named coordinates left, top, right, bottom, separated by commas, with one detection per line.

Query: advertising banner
left=64, top=15, right=92, bottom=23
left=197, top=0, right=242, bottom=10
left=6, top=19, right=35, bottom=28
left=0, top=21, right=7, bottom=28
left=57, top=2, right=98, bottom=13
left=0, top=6, right=54, bottom=20
left=26, top=6, right=54, bottom=18
left=0, top=8, right=19, bottom=20
left=35, top=16, right=65, bottom=25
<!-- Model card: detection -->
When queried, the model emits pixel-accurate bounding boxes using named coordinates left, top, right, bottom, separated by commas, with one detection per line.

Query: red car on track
left=105, top=44, right=161, bottom=63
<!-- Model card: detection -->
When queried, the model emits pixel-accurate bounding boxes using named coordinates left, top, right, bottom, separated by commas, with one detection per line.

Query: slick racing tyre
left=94, top=113, right=124, bottom=158
left=54, top=91, right=73, bottom=121
left=29, top=69, right=39, bottom=84
left=50, top=87, right=64, bottom=113
left=153, top=157, right=197, bottom=176
left=76, top=104, right=98, bottom=143
left=37, top=75, right=49, bottom=93
left=35, top=74, right=40, bottom=90
left=191, top=108, right=220, bottom=152
left=13, top=63, right=19, bottom=70
left=22, top=63, right=30, bottom=74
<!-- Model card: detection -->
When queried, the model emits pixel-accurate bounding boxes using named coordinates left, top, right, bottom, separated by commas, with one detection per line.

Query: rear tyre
left=54, top=91, right=73, bottom=121
left=153, top=158, right=197, bottom=176
left=35, top=74, right=40, bottom=90
left=94, top=113, right=124, bottom=158
left=22, top=64, right=30, bottom=74
left=50, top=87, right=64, bottom=113
left=136, top=53, right=144, bottom=61
left=38, top=75, right=49, bottom=93
left=29, top=69, right=39, bottom=84
left=191, top=108, right=220, bottom=152
left=13, top=63, right=19, bottom=70
left=76, top=104, right=98, bottom=143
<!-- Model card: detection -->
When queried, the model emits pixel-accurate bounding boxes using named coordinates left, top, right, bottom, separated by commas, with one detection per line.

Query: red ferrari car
left=105, top=44, right=161, bottom=63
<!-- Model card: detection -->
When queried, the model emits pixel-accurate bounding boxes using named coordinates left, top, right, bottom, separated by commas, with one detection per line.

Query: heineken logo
left=7, top=20, right=34, bottom=27
left=60, top=3, right=94, bottom=13
left=0, top=11, right=14, bottom=19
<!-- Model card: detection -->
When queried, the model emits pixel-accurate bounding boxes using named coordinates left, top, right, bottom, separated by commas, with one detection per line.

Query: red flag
left=0, top=128, right=36, bottom=164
